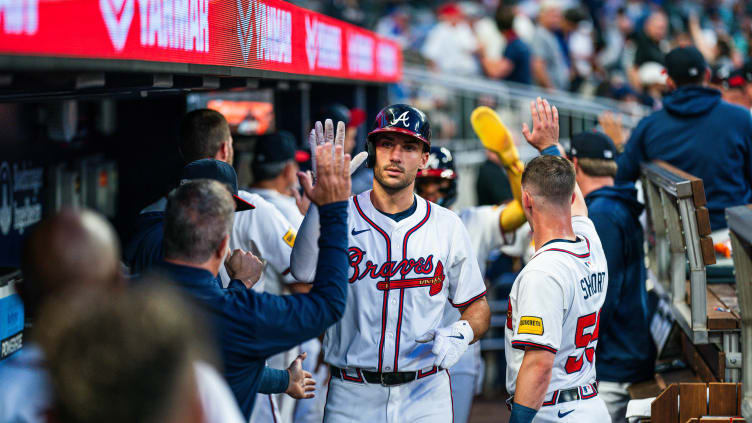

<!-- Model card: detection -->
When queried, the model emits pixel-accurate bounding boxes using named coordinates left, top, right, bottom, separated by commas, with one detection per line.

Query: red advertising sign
left=0, top=0, right=402, bottom=83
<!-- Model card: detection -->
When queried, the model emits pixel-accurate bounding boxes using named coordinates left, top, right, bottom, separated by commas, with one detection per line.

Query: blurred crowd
left=299, top=0, right=752, bottom=109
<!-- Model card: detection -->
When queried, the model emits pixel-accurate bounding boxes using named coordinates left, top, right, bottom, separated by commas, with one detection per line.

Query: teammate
left=505, top=98, right=611, bottom=423
left=414, top=146, right=530, bottom=423
left=290, top=107, right=491, bottom=422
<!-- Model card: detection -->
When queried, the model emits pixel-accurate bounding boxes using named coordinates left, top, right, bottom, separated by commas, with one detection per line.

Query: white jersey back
left=323, top=191, right=486, bottom=373
left=505, top=216, right=607, bottom=395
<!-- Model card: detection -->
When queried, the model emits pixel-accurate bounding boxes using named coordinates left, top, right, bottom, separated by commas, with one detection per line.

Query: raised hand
left=285, top=352, right=316, bottom=399
left=298, top=126, right=352, bottom=206
left=522, top=97, right=560, bottom=152
left=598, top=111, right=625, bottom=151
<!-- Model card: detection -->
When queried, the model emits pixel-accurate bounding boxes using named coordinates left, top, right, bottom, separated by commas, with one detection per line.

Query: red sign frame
left=0, top=0, right=402, bottom=83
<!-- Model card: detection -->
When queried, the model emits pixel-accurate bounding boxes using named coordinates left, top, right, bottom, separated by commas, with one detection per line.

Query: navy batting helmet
left=416, top=146, right=457, bottom=207
left=366, top=104, right=431, bottom=167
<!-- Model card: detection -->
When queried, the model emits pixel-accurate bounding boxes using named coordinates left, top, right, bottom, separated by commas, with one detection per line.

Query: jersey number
left=564, top=310, right=601, bottom=374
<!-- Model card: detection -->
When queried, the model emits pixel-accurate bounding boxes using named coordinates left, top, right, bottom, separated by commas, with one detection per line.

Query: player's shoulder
left=426, top=200, right=463, bottom=223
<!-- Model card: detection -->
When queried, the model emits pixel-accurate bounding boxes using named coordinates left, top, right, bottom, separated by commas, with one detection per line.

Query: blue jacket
left=123, top=211, right=164, bottom=276
left=160, top=201, right=349, bottom=418
left=588, top=184, right=656, bottom=383
left=616, top=86, right=752, bottom=229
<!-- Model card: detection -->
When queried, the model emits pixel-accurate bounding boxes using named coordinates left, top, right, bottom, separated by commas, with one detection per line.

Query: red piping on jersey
left=511, top=340, right=558, bottom=354
left=450, top=290, right=487, bottom=308
left=417, top=365, right=438, bottom=379
left=532, top=236, right=592, bottom=260
left=448, top=370, right=455, bottom=423
left=353, top=196, right=392, bottom=373
left=268, top=395, right=278, bottom=423
left=542, top=390, right=558, bottom=406
left=394, top=200, right=431, bottom=371
left=341, top=368, right=364, bottom=383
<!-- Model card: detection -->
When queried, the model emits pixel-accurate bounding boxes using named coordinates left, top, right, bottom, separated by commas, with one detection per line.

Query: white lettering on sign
left=100, top=0, right=209, bottom=53
left=377, top=42, right=398, bottom=77
left=236, top=0, right=291, bottom=64
left=0, top=0, right=38, bottom=35
left=305, top=16, right=341, bottom=70
left=137, top=0, right=209, bottom=52
left=255, top=2, right=291, bottom=63
left=347, top=32, right=373, bottom=74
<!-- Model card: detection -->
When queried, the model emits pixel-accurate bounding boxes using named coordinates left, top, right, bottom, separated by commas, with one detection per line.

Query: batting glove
left=416, top=320, right=474, bottom=369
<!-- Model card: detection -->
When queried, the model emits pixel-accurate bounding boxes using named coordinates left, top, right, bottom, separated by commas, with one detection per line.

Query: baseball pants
left=323, top=368, right=454, bottom=423
left=597, top=381, right=631, bottom=423
left=448, top=342, right=483, bottom=423
left=532, top=395, right=611, bottom=423
left=249, top=393, right=282, bottom=423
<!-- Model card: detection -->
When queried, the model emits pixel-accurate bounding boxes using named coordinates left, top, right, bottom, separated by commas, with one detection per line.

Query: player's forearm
left=309, top=201, right=349, bottom=319
left=290, top=203, right=321, bottom=282
left=513, top=348, right=554, bottom=409
left=460, top=296, right=491, bottom=343
left=257, top=366, right=289, bottom=394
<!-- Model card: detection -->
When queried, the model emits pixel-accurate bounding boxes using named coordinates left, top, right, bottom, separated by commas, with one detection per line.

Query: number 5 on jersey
left=565, top=310, right=601, bottom=374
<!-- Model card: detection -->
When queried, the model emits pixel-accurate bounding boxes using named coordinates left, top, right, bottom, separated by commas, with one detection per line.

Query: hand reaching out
left=598, top=111, right=625, bottom=151
left=299, top=119, right=353, bottom=206
left=285, top=352, right=316, bottom=400
left=522, top=97, right=559, bottom=152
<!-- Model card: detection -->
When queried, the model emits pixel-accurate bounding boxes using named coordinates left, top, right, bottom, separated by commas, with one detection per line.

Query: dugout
left=0, top=0, right=401, bottom=361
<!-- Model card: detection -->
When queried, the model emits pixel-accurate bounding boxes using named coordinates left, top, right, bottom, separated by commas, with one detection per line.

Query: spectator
left=628, top=11, right=669, bottom=90
left=375, top=6, right=412, bottom=50
left=637, top=61, right=669, bottom=108
left=616, top=46, right=752, bottom=230
left=481, top=5, right=532, bottom=85
left=38, top=286, right=206, bottom=423
left=159, top=136, right=351, bottom=419
left=461, top=1, right=505, bottom=61
left=531, top=0, right=570, bottom=91
left=421, top=3, right=481, bottom=76
left=0, top=208, right=246, bottom=423
left=568, top=132, right=656, bottom=423
left=563, top=7, right=595, bottom=91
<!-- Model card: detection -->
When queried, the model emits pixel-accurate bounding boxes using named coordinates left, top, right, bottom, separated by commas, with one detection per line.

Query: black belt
left=331, top=365, right=431, bottom=386
left=508, top=383, right=598, bottom=410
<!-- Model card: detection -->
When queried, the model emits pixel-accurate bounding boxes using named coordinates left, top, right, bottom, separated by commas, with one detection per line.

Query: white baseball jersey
left=248, top=187, right=304, bottom=229
left=321, top=190, right=486, bottom=372
left=219, top=190, right=297, bottom=294
left=505, top=216, right=608, bottom=395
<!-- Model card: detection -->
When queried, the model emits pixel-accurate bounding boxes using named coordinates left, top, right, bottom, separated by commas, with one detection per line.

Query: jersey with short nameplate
left=505, top=216, right=608, bottom=394
left=322, top=190, right=486, bottom=373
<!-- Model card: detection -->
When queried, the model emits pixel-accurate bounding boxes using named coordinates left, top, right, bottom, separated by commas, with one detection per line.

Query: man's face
left=416, top=178, right=449, bottom=204
left=373, top=133, right=429, bottom=193
left=645, top=13, right=667, bottom=42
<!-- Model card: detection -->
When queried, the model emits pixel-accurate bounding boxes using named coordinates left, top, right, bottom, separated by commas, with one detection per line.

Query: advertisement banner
left=0, top=0, right=402, bottom=83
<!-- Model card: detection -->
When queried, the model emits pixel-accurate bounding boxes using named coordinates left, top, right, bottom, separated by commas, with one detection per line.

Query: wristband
left=541, top=145, right=561, bottom=157
left=509, top=402, right=537, bottom=423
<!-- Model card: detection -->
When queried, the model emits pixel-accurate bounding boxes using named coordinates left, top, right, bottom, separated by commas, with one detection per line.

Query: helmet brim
left=367, top=127, right=430, bottom=146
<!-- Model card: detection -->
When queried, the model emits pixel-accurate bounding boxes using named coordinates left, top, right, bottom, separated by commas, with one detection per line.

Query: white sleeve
left=510, top=270, right=566, bottom=353
left=447, top=216, right=487, bottom=308
left=193, top=361, right=245, bottom=423
left=459, top=206, right=506, bottom=265
left=254, top=202, right=297, bottom=284
left=290, top=203, right=320, bottom=282
left=572, top=216, right=600, bottom=246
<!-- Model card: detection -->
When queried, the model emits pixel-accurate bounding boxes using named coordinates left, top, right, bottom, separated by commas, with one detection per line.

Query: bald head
left=20, top=208, right=123, bottom=317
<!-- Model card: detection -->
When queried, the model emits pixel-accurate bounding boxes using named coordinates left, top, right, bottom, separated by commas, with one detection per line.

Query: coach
left=615, top=46, right=752, bottom=230
left=159, top=140, right=352, bottom=418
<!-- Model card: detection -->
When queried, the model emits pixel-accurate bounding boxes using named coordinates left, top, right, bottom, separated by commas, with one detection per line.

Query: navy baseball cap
left=569, top=131, right=617, bottom=160
left=180, top=159, right=255, bottom=211
left=254, top=131, right=297, bottom=164
left=665, top=46, right=707, bottom=83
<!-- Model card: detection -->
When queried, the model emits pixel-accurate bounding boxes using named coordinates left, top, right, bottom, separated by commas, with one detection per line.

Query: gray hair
left=163, top=179, right=235, bottom=263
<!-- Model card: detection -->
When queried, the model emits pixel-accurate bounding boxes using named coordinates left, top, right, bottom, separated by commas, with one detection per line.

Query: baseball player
left=505, top=98, right=611, bottom=423
left=414, top=146, right=530, bottom=423
left=290, top=107, right=491, bottom=423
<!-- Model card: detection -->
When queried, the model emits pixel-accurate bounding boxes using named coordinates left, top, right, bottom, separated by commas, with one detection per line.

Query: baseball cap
left=665, top=46, right=707, bottom=83
left=180, top=159, right=255, bottom=211
left=569, top=131, right=617, bottom=160
left=254, top=131, right=297, bottom=165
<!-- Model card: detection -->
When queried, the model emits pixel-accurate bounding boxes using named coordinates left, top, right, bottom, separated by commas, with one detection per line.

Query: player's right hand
left=522, top=97, right=559, bottom=152
left=224, top=248, right=264, bottom=289
left=286, top=352, right=316, bottom=400
left=298, top=122, right=352, bottom=206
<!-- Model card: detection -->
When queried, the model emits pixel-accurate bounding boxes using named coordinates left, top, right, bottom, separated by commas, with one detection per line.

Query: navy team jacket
left=161, top=201, right=349, bottom=418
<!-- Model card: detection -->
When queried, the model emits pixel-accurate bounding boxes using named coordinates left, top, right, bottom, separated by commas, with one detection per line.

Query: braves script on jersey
left=505, top=216, right=608, bottom=395
left=323, top=191, right=486, bottom=373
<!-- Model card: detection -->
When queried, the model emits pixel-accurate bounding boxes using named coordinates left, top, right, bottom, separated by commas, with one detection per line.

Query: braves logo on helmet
left=366, top=104, right=431, bottom=167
